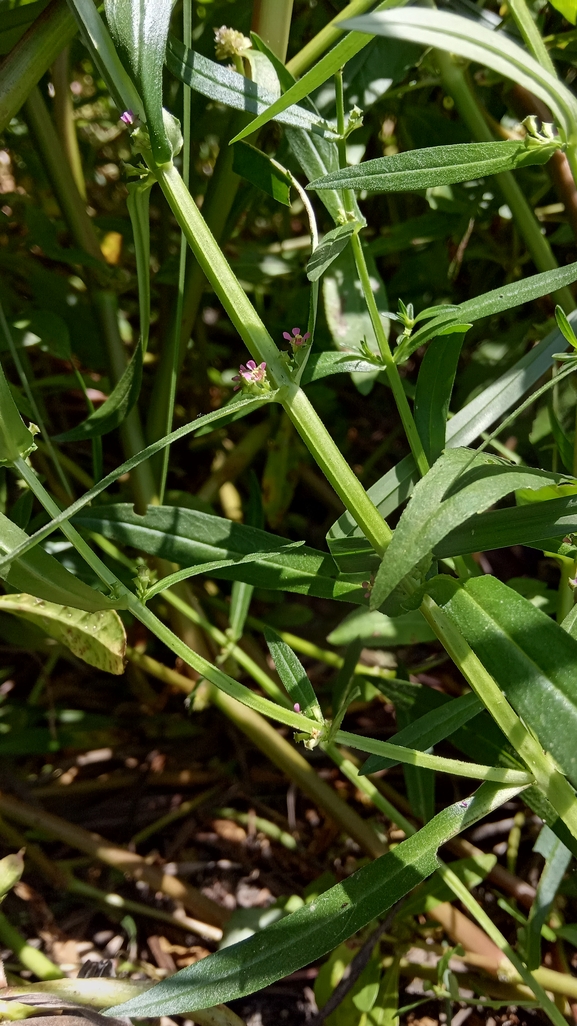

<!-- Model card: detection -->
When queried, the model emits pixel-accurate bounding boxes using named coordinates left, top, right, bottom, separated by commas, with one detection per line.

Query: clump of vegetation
left=4, top=1, right=577, bottom=1024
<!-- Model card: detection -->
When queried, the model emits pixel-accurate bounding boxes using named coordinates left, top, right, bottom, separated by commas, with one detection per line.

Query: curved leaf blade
left=54, top=340, right=143, bottom=442
left=0, top=593, right=126, bottom=674
left=414, top=334, right=464, bottom=465
left=370, top=449, right=567, bottom=610
left=342, top=9, right=577, bottom=136
left=427, top=575, right=577, bottom=789
left=166, top=39, right=332, bottom=138
left=108, top=782, right=521, bottom=1017
left=434, top=492, right=577, bottom=558
left=71, top=505, right=365, bottom=604
left=0, top=512, right=123, bottom=612
left=309, top=140, right=558, bottom=194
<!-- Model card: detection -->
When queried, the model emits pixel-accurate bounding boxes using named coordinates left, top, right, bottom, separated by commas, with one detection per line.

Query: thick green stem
left=52, top=46, right=86, bottom=200
left=24, top=85, right=155, bottom=508
left=351, top=234, right=430, bottom=477
left=436, top=52, right=576, bottom=311
left=251, top=0, right=294, bottom=62
left=0, top=912, right=64, bottom=980
left=0, top=0, right=77, bottom=136
left=155, top=163, right=391, bottom=552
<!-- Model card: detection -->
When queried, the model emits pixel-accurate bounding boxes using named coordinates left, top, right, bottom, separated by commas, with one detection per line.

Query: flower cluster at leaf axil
left=214, top=26, right=252, bottom=61
left=232, top=359, right=271, bottom=394
left=283, top=327, right=310, bottom=350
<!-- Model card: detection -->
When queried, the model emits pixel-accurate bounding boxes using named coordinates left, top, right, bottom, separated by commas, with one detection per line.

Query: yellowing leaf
left=0, top=594, right=126, bottom=673
left=549, top=0, right=577, bottom=24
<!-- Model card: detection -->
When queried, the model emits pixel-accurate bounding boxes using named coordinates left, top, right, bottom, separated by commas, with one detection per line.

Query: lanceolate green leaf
left=306, top=223, right=359, bottom=282
left=71, top=505, right=365, bottom=604
left=434, top=492, right=577, bottom=558
left=0, top=512, right=123, bottom=612
left=166, top=39, right=333, bottom=139
left=396, top=261, right=577, bottom=364
left=414, top=335, right=464, bottom=465
left=54, top=339, right=143, bottom=442
left=309, top=140, right=560, bottom=195
left=108, top=782, right=522, bottom=1018
left=104, top=0, right=172, bottom=163
left=427, top=574, right=577, bottom=789
left=0, top=594, right=126, bottom=674
left=359, top=692, right=482, bottom=774
left=264, top=629, right=323, bottom=722
left=0, top=395, right=276, bottom=578
left=343, top=9, right=577, bottom=138
left=370, top=449, right=566, bottom=610
left=328, top=314, right=576, bottom=555
left=229, top=3, right=390, bottom=145
left=302, top=352, right=381, bottom=384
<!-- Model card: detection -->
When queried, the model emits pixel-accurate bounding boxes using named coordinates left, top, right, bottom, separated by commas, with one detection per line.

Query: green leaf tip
left=0, top=357, right=37, bottom=465
left=104, top=0, right=174, bottom=165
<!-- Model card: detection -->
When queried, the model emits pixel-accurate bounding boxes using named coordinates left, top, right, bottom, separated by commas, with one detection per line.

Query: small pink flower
left=283, top=327, right=310, bottom=348
left=362, top=574, right=375, bottom=599
left=232, top=359, right=268, bottom=391
left=293, top=702, right=301, bottom=713
left=120, top=110, right=135, bottom=125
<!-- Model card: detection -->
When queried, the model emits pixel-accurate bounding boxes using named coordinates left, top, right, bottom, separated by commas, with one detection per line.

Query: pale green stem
left=251, top=0, right=294, bottom=62
left=331, top=72, right=428, bottom=475
left=157, top=0, right=192, bottom=502
left=439, top=865, right=568, bottom=1026
left=0, top=911, right=63, bottom=980
left=421, top=594, right=577, bottom=839
left=52, top=47, right=86, bottom=200
left=335, top=729, right=533, bottom=783
left=13, top=457, right=318, bottom=737
left=162, top=587, right=291, bottom=708
left=507, top=0, right=557, bottom=79
left=436, top=51, right=576, bottom=311
left=154, top=162, right=391, bottom=554
left=351, top=234, right=430, bottom=477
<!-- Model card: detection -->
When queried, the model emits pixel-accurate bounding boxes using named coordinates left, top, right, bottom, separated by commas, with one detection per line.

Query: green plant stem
left=0, top=911, right=64, bottom=980
left=421, top=594, right=577, bottom=839
left=154, top=162, right=391, bottom=554
left=0, top=300, right=72, bottom=498
left=156, top=0, right=192, bottom=502
left=286, top=0, right=379, bottom=77
left=251, top=0, right=294, bottom=61
left=12, top=457, right=320, bottom=737
left=351, top=234, right=430, bottom=477
left=127, top=646, right=387, bottom=859
left=162, top=587, right=291, bottom=708
left=0, top=0, right=77, bottom=136
left=507, top=0, right=557, bottom=79
left=67, top=876, right=222, bottom=941
left=24, top=85, right=155, bottom=508
left=436, top=51, right=576, bottom=311
left=52, top=46, right=86, bottom=200
left=335, top=729, right=533, bottom=783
